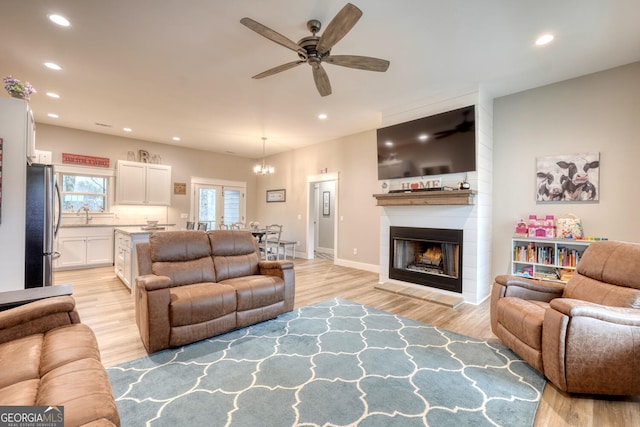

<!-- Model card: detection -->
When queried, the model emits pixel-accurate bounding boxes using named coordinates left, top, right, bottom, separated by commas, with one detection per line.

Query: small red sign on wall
left=62, top=153, right=110, bottom=168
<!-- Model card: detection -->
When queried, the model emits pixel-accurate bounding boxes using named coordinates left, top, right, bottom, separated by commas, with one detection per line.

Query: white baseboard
left=334, top=258, right=380, bottom=274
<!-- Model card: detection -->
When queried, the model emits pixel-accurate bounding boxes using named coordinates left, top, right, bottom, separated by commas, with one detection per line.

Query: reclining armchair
left=491, top=240, right=640, bottom=395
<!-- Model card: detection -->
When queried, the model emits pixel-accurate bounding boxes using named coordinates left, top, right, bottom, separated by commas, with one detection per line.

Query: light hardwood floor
left=54, top=259, right=639, bottom=427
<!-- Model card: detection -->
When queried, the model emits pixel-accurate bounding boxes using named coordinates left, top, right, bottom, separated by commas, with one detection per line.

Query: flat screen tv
left=377, top=105, right=476, bottom=180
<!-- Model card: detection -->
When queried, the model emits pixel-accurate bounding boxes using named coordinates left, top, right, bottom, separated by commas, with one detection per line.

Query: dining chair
left=231, top=222, right=245, bottom=230
left=197, top=222, right=208, bottom=231
left=186, top=221, right=195, bottom=230
left=260, top=224, right=282, bottom=260
left=219, top=223, right=229, bottom=230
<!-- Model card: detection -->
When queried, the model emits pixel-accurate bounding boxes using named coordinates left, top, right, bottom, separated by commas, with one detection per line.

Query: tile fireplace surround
left=379, top=201, right=491, bottom=304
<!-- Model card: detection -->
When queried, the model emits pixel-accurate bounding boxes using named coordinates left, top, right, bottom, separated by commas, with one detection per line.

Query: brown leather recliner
left=0, top=296, right=120, bottom=426
left=135, top=230, right=295, bottom=353
left=491, top=240, right=640, bottom=395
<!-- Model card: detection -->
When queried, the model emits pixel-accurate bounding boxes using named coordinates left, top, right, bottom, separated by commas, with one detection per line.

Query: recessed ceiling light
left=46, top=92, right=60, bottom=98
left=535, top=34, right=554, bottom=46
left=172, top=136, right=181, bottom=141
left=47, top=113, right=59, bottom=118
left=44, top=62, right=62, bottom=70
left=318, top=113, right=328, bottom=120
left=385, top=141, right=393, bottom=147
left=123, top=127, right=132, bottom=132
left=48, top=14, right=70, bottom=27
left=418, top=134, right=428, bottom=142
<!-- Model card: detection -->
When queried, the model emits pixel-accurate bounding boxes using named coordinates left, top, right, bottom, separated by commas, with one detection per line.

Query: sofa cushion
left=152, top=257, right=216, bottom=286
left=38, top=357, right=120, bottom=427
left=0, top=379, right=39, bottom=405
left=169, top=283, right=236, bottom=327
left=209, top=230, right=260, bottom=281
left=221, top=275, right=285, bottom=311
left=40, top=323, right=102, bottom=375
left=567, top=241, right=640, bottom=308
left=495, top=297, right=548, bottom=351
left=0, top=334, right=42, bottom=389
left=564, top=274, right=640, bottom=308
left=150, top=231, right=212, bottom=262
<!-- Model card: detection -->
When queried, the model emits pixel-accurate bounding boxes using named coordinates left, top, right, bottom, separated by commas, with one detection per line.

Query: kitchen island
left=113, top=226, right=176, bottom=293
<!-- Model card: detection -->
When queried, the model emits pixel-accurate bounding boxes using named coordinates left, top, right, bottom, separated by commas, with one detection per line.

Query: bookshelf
left=511, top=237, right=592, bottom=283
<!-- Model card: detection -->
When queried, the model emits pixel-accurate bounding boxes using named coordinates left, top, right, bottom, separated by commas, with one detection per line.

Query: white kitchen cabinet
left=114, top=231, right=132, bottom=289
left=55, top=227, right=114, bottom=270
left=114, top=228, right=152, bottom=292
left=116, top=160, right=172, bottom=205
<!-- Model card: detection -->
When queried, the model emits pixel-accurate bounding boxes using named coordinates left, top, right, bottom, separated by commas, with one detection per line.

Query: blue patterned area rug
left=108, top=298, right=545, bottom=426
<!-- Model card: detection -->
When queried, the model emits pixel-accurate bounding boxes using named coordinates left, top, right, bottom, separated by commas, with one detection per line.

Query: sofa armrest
left=494, top=274, right=565, bottom=301
left=259, top=260, right=294, bottom=272
left=0, top=295, right=80, bottom=344
left=549, top=298, right=640, bottom=326
left=259, top=260, right=295, bottom=311
left=542, top=298, right=640, bottom=394
left=135, top=274, right=173, bottom=291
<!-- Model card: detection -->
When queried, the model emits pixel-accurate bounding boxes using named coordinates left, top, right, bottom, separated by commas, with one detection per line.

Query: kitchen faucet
left=76, top=204, right=93, bottom=224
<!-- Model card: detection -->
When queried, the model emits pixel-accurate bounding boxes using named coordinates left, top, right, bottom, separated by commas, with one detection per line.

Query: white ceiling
left=1, top=1, right=639, bottom=159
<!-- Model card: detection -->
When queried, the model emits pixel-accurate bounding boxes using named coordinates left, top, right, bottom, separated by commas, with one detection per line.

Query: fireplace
left=389, top=226, right=463, bottom=293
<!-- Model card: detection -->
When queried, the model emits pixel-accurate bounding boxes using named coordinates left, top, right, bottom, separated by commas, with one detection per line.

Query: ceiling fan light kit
left=241, top=3, right=390, bottom=97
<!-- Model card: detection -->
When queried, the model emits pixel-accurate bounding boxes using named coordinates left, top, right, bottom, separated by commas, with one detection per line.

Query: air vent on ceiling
left=94, top=122, right=112, bottom=127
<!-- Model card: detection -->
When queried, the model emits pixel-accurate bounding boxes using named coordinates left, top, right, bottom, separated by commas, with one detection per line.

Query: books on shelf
left=513, top=243, right=554, bottom=265
left=557, top=247, right=581, bottom=267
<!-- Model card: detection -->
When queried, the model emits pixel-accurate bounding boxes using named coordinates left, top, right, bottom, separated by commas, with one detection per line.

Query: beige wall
left=252, top=130, right=381, bottom=266
left=492, top=61, right=640, bottom=277
left=34, top=124, right=260, bottom=227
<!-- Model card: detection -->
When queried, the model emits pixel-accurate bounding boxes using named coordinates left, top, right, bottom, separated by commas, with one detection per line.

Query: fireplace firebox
left=389, top=226, right=463, bottom=293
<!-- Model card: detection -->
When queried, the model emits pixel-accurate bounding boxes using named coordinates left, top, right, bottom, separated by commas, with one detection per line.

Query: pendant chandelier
left=253, top=137, right=274, bottom=175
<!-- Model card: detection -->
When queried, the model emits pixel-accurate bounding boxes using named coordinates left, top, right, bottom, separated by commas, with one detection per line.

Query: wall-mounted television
left=377, top=105, right=476, bottom=180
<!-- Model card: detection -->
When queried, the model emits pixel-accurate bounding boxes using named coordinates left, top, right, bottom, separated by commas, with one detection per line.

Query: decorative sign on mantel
left=62, top=153, right=110, bottom=168
left=384, top=177, right=442, bottom=192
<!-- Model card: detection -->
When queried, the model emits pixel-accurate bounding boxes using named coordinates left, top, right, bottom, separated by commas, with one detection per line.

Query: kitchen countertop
left=114, top=225, right=178, bottom=235
left=61, top=223, right=175, bottom=229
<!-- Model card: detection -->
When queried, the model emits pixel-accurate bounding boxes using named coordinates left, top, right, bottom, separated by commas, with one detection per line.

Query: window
left=60, top=174, right=108, bottom=212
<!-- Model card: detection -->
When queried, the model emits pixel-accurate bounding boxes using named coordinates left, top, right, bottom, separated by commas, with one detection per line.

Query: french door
left=192, top=183, right=245, bottom=230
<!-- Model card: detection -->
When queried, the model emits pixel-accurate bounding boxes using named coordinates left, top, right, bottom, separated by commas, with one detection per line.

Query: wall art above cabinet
left=116, top=160, right=172, bottom=205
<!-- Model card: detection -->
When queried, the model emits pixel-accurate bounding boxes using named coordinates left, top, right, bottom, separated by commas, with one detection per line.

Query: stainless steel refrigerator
left=24, top=163, right=61, bottom=287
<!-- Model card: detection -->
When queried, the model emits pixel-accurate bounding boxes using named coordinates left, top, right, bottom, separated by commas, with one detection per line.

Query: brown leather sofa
left=491, top=240, right=640, bottom=395
left=135, top=230, right=295, bottom=353
left=0, top=296, right=120, bottom=426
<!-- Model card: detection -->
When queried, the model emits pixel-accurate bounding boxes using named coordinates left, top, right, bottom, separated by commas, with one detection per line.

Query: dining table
left=249, top=228, right=267, bottom=243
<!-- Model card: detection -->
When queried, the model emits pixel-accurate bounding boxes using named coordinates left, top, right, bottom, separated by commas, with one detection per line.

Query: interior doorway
left=306, top=173, right=339, bottom=260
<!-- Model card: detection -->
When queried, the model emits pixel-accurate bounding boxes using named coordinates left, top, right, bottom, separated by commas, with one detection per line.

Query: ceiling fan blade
left=324, top=55, right=390, bottom=72
left=312, top=64, right=332, bottom=97
left=316, top=3, right=363, bottom=55
left=434, top=130, right=457, bottom=139
left=240, top=17, right=302, bottom=54
left=252, top=61, right=304, bottom=79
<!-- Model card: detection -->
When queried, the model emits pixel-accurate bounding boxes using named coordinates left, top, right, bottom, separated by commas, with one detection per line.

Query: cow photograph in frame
left=266, top=189, right=286, bottom=203
left=536, top=152, right=600, bottom=202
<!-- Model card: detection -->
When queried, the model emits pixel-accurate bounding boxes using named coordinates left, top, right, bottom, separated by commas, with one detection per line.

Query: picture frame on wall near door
left=322, top=191, right=330, bottom=216
left=266, top=189, right=286, bottom=203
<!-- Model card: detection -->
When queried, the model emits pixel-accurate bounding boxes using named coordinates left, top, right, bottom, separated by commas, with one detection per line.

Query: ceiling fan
left=240, top=3, right=390, bottom=97
left=433, top=109, right=475, bottom=139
